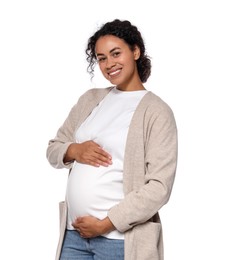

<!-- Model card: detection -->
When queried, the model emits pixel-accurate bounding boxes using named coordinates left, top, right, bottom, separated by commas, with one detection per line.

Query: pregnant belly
left=66, top=163, right=124, bottom=222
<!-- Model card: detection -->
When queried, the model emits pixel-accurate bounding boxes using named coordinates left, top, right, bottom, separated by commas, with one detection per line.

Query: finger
left=72, top=220, right=82, bottom=228
left=93, top=151, right=113, bottom=165
left=72, top=223, right=77, bottom=229
left=76, top=217, right=83, bottom=222
left=86, top=155, right=112, bottom=167
left=83, top=141, right=112, bottom=166
left=95, top=147, right=112, bottom=159
left=95, top=155, right=112, bottom=165
left=86, top=160, right=101, bottom=167
left=89, top=158, right=111, bottom=167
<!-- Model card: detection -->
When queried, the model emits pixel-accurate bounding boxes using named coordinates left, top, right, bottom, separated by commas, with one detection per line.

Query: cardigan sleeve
left=46, top=87, right=112, bottom=169
left=46, top=92, right=88, bottom=169
left=108, top=103, right=178, bottom=232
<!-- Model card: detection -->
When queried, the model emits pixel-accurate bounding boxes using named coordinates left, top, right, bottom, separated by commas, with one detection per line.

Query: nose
left=105, top=57, right=116, bottom=69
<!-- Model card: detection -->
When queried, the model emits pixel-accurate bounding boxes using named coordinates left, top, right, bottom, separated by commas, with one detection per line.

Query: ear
left=133, top=45, right=140, bottom=60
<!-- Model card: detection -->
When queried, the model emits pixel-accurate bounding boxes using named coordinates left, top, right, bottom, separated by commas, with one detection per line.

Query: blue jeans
left=60, top=230, right=124, bottom=260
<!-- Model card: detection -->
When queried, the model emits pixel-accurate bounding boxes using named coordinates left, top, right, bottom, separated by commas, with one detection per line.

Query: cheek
left=121, top=54, right=135, bottom=67
left=124, top=58, right=136, bottom=73
left=98, top=63, right=105, bottom=72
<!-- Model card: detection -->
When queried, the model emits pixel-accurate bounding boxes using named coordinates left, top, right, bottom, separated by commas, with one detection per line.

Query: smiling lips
left=108, top=68, right=121, bottom=79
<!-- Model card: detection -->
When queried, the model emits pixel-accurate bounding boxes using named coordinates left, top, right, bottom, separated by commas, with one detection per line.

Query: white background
left=0, top=0, right=228, bottom=259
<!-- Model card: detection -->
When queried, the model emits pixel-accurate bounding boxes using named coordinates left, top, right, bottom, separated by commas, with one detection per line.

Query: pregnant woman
left=46, top=19, right=178, bottom=260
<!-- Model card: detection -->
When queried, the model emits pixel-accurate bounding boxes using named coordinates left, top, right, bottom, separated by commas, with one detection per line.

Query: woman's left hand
left=72, top=216, right=115, bottom=238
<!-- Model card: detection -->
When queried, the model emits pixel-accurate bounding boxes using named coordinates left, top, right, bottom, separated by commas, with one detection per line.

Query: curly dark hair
left=86, top=19, right=151, bottom=83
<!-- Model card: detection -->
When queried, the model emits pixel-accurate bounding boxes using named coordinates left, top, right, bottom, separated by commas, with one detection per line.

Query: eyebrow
left=96, top=47, right=121, bottom=57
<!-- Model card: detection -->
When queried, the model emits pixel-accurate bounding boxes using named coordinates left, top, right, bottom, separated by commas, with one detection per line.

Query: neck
left=116, top=84, right=145, bottom=92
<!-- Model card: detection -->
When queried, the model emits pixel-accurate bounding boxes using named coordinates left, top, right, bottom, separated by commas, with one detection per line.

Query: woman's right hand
left=64, top=141, right=112, bottom=167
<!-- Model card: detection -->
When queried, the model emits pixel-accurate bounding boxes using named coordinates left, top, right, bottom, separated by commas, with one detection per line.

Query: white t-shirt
left=66, top=87, right=147, bottom=239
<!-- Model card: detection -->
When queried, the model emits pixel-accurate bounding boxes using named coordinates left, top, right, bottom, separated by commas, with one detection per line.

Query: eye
left=97, top=56, right=106, bottom=63
left=112, top=51, right=121, bottom=58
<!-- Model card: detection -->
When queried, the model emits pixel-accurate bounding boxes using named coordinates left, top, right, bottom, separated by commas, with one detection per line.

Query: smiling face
left=95, top=35, right=144, bottom=91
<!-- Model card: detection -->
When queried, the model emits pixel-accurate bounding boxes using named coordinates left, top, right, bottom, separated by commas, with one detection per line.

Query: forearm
left=46, top=140, right=74, bottom=169
left=63, top=143, right=78, bottom=164
left=98, top=217, right=116, bottom=234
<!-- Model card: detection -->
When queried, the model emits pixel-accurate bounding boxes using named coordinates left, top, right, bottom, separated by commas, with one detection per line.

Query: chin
left=109, top=78, right=123, bottom=86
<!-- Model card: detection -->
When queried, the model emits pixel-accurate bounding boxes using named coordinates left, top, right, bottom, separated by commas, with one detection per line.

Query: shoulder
left=141, top=91, right=175, bottom=117
left=69, top=87, right=113, bottom=115
left=139, top=92, right=177, bottom=140
left=67, top=87, right=114, bottom=124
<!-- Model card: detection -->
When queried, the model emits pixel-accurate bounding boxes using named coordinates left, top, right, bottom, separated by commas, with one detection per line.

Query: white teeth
left=109, top=69, right=120, bottom=76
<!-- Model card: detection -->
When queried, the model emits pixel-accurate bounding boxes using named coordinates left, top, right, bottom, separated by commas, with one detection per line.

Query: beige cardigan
left=46, top=87, right=178, bottom=260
